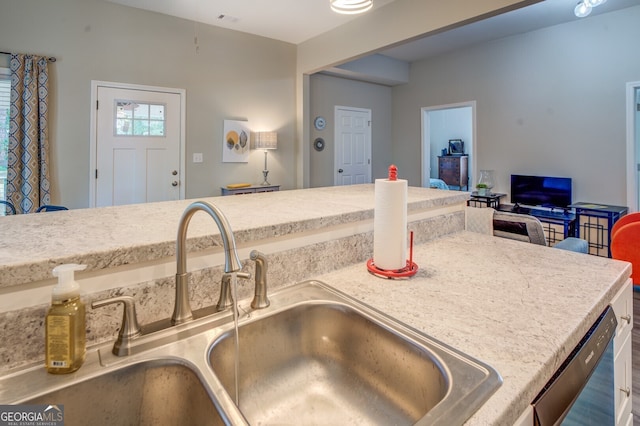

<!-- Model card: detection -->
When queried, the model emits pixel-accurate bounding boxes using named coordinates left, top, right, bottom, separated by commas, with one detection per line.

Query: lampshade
left=254, top=132, right=277, bottom=150
left=330, top=0, right=373, bottom=15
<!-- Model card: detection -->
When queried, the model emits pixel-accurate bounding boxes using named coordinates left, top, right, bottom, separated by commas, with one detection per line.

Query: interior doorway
left=626, top=81, right=640, bottom=213
left=421, top=102, right=476, bottom=189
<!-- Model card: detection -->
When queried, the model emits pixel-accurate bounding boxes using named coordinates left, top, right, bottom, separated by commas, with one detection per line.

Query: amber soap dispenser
left=45, top=264, right=87, bottom=374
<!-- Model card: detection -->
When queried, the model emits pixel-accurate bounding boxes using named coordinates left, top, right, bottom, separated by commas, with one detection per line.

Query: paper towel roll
left=373, top=178, right=408, bottom=270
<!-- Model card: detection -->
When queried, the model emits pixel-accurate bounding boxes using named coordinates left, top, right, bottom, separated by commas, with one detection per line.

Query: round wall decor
left=314, top=116, right=326, bottom=131
left=313, top=137, right=325, bottom=152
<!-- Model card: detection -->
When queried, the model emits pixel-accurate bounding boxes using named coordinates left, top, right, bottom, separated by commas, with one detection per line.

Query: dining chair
left=36, top=204, right=69, bottom=212
left=0, top=200, right=16, bottom=215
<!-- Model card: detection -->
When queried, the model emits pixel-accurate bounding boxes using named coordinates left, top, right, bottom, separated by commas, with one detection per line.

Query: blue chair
left=1, top=200, right=16, bottom=215
left=36, top=204, right=69, bottom=212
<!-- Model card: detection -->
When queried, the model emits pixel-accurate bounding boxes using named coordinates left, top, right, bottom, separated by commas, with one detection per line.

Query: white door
left=334, top=106, right=371, bottom=185
left=626, top=83, right=640, bottom=212
left=92, top=84, right=184, bottom=207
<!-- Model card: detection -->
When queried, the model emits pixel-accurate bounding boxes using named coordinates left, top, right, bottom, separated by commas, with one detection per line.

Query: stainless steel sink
left=0, top=280, right=500, bottom=426
left=23, top=360, right=225, bottom=426
left=208, top=280, right=502, bottom=425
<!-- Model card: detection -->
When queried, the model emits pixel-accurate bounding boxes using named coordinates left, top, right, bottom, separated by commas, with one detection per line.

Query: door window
left=115, top=100, right=166, bottom=137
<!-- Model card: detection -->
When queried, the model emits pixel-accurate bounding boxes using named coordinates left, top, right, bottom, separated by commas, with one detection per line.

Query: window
left=0, top=67, right=10, bottom=208
left=115, top=100, right=165, bottom=137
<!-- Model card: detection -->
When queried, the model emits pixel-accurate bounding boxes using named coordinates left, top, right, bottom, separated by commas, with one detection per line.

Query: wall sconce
left=253, top=132, right=278, bottom=185
left=330, top=0, right=373, bottom=15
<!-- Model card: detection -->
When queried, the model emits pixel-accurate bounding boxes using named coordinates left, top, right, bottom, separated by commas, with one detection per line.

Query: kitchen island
left=0, top=185, right=631, bottom=424
left=314, top=230, right=631, bottom=424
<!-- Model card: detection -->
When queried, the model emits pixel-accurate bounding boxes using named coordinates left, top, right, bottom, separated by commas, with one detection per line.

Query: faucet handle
left=92, top=296, right=142, bottom=356
left=250, top=250, right=270, bottom=309
left=216, top=272, right=251, bottom=312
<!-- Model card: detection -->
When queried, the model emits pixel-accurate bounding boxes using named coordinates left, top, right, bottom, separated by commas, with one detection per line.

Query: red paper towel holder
left=367, top=230, right=419, bottom=279
left=367, top=164, right=419, bottom=279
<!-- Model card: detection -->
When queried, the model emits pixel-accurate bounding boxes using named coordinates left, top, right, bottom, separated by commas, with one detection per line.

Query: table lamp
left=254, top=132, right=278, bottom=185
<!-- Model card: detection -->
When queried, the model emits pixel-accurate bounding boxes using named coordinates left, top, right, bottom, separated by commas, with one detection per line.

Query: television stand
left=510, top=203, right=530, bottom=214
left=497, top=205, right=577, bottom=246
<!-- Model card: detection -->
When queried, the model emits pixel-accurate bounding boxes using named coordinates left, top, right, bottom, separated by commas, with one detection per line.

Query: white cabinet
left=513, top=406, right=533, bottom=426
left=612, top=279, right=633, bottom=426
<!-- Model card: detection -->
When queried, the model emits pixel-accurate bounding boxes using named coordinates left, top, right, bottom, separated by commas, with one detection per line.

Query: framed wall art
left=448, top=139, right=464, bottom=155
left=223, top=119, right=250, bottom=163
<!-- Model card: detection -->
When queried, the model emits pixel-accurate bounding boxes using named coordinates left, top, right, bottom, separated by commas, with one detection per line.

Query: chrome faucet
left=250, top=250, right=270, bottom=309
left=172, top=201, right=244, bottom=325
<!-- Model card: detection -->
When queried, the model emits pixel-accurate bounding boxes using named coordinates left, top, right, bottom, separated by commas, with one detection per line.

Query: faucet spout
left=173, top=201, right=243, bottom=325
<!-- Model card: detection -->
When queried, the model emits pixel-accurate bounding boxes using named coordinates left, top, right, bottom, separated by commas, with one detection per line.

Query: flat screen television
left=511, top=174, right=572, bottom=209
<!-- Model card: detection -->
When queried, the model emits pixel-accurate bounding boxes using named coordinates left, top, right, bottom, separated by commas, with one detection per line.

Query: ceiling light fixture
left=574, top=0, right=607, bottom=17
left=330, top=0, right=373, bottom=15
left=574, top=1, right=592, bottom=17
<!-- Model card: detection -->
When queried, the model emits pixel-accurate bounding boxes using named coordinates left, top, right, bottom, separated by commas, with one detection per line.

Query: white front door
left=334, top=106, right=371, bottom=185
left=91, top=82, right=185, bottom=207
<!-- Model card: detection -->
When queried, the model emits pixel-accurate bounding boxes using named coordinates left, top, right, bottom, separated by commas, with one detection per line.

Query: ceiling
left=104, top=0, right=640, bottom=62
left=104, top=0, right=397, bottom=45
left=380, top=0, right=640, bottom=62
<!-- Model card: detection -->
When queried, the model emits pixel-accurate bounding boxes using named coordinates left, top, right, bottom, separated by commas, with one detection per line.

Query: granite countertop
left=314, top=230, right=631, bottom=425
left=0, top=185, right=467, bottom=289
left=0, top=183, right=632, bottom=424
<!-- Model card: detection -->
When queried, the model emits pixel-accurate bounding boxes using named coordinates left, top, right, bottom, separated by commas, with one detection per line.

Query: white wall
left=0, top=0, right=296, bottom=208
left=392, top=5, right=640, bottom=206
left=309, top=73, right=392, bottom=187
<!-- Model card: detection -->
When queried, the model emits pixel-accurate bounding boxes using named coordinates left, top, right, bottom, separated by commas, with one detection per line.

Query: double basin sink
left=1, top=280, right=501, bottom=425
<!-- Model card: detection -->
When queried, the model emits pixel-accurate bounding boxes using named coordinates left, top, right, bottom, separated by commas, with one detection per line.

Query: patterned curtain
left=7, top=54, right=51, bottom=214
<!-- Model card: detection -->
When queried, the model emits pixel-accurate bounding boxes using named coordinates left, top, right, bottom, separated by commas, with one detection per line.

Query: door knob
left=338, top=169, right=344, bottom=173
left=172, top=181, right=178, bottom=187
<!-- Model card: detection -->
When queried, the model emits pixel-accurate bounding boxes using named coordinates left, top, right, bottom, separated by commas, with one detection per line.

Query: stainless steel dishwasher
left=532, top=305, right=617, bottom=426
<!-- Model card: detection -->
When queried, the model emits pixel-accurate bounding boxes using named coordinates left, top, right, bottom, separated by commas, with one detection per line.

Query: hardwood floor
left=633, top=290, right=640, bottom=420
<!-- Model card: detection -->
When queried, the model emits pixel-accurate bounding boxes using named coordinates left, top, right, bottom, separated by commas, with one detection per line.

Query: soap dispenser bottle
left=45, top=264, right=87, bottom=374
